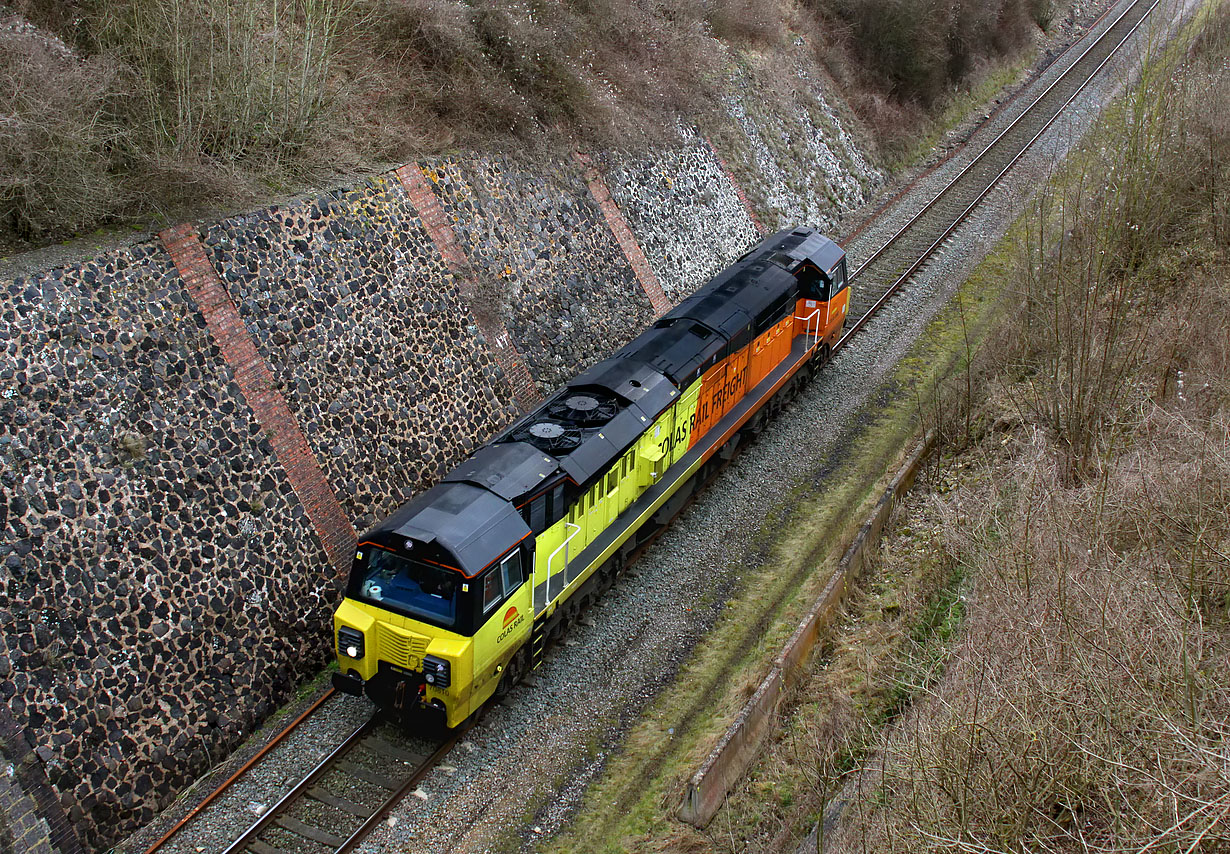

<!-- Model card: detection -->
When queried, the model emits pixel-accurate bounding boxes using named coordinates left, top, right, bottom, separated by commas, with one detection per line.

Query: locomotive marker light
left=423, top=655, right=451, bottom=688
left=338, top=626, right=365, bottom=660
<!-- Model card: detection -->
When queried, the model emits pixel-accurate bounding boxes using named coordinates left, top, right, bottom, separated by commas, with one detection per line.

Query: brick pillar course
left=159, top=224, right=358, bottom=576
left=704, top=138, right=768, bottom=236
left=573, top=151, right=673, bottom=317
left=0, top=704, right=83, bottom=854
left=394, top=163, right=543, bottom=410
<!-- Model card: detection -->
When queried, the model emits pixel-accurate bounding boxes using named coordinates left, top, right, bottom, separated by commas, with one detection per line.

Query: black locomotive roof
left=758, top=227, right=844, bottom=274
left=443, top=442, right=557, bottom=501
left=554, top=405, right=659, bottom=484
left=618, top=322, right=728, bottom=387
left=664, top=261, right=793, bottom=337
left=360, top=226, right=844, bottom=573
left=371, top=481, right=530, bottom=576
left=570, top=356, right=678, bottom=417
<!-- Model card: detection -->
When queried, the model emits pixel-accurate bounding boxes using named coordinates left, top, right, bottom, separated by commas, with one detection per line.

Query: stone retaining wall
left=0, top=53, right=887, bottom=850
left=200, top=174, right=520, bottom=532
left=598, top=131, right=764, bottom=303
left=421, top=153, right=658, bottom=392
left=0, top=242, right=328, bottom=848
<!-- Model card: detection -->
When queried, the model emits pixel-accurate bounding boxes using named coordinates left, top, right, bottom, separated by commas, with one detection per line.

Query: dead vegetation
left=1, top=0, right=1050, bottom=252
left=820, top=6, right=1230, bottom=851
left=804, top=0, right=1051, bottom=162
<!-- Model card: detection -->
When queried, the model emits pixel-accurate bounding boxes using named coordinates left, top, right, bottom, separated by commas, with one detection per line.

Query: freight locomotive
left=331, top=227, right=849, bottom=728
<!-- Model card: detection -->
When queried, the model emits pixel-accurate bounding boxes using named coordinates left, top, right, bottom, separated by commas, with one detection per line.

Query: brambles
left=0, top=17, right=131, bottom=240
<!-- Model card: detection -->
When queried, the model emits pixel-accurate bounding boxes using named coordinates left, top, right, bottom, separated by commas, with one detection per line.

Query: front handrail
left=546, top=522, right=581, bottom=580
left=794, top=307, right=822, bottom=340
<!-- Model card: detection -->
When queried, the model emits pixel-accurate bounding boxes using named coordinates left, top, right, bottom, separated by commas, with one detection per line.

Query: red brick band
left=573, top=151, right=672, bottom=317
left=395, top=164, right=543, bottom=410
left=159, top=224, right=358, bottom=577
left=704, top=138, right=767, bottom=236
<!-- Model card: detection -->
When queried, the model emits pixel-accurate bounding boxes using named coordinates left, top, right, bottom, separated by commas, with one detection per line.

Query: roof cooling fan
left=513, top=419, right=583, bottom=454
left=546, top=391, right=619, bottom=426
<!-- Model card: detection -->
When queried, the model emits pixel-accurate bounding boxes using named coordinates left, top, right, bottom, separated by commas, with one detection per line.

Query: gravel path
left=114, top=0, right=1191, bottom=851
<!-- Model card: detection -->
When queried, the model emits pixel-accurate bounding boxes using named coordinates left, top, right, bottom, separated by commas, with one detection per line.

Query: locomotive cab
left=332, top=481, right=534, bottom=728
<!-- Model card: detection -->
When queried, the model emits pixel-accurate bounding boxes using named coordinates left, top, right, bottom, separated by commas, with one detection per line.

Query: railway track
left=137, top=2, right=1167, bottom=851
left=219, top=710, right=464, bottom=854
left=841, top=0, right=1162, bottom=334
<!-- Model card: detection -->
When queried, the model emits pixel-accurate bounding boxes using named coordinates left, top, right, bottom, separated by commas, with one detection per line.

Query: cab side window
left=522, top=484, right=570, bottom=533
left=796, top=265, right=828, bottom=301
left=501, top=550, right=524, bottom=592
left=831, top=259, right=848, bottom=294
left=482, top=569, right=502, bottom=613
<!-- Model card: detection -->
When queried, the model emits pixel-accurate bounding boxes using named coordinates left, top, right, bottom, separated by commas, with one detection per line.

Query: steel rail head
left=336, top=717, right=476, bottom=853
left=221, top=712, right=382, bottom=854
left=849, top=0, right=1157, bottom=285
left=142, top=688, right=338, bottom=854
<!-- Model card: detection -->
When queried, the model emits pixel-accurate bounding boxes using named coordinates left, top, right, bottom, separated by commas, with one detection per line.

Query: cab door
left=471, top=548, right=532, bottom=711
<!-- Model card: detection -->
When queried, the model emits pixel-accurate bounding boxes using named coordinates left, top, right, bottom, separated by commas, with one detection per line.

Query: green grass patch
left=891, top=52, right=1038, bottom=173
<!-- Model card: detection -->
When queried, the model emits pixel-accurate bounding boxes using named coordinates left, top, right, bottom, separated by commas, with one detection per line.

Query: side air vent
left=512, top=419, right=583, bottom=454
left=546, top=391, right=619, bottom=427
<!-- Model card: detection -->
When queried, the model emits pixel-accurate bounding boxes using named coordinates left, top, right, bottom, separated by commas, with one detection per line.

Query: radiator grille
left=377, top=623, right=429, bottom=670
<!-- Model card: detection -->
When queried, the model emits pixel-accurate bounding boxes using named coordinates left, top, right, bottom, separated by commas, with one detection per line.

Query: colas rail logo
left=496, top=605, right=525, bottom=643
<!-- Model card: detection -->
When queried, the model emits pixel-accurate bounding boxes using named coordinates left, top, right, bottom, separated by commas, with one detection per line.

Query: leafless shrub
left=0, top=16, right=130, bottom=238
left=804, top=0, right=1043, bottom=161
left=832, top=15, right=1230, bottom=852
left=991, top=38, right=1225, bottom=482
left=807, top=0, right=1040, bottom=105
left=358, top=0, right=753, bottom=151
left=89, top=0, right=361, bottom=164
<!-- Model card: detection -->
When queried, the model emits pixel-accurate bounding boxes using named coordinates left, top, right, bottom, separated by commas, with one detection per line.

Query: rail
left=142, top=688, right=336, bottom=854
left=221, top=713, right=469, bottom=854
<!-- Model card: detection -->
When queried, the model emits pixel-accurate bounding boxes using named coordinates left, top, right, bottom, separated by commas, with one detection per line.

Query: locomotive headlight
left=338, top=626, right=365, bottom=660
left=423, top=655, right=451, bottom=688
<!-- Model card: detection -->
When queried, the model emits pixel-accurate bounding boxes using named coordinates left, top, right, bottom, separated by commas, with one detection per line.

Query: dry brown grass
left=803, top=0, right=1047, bottom=162
left=0, top=0, right=789, bottom=249
left=0, top=9, right=131, bottom=239
left=0, top=0, right=1052, bottom=250
left=823, top=7, right=1230, bottom=850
